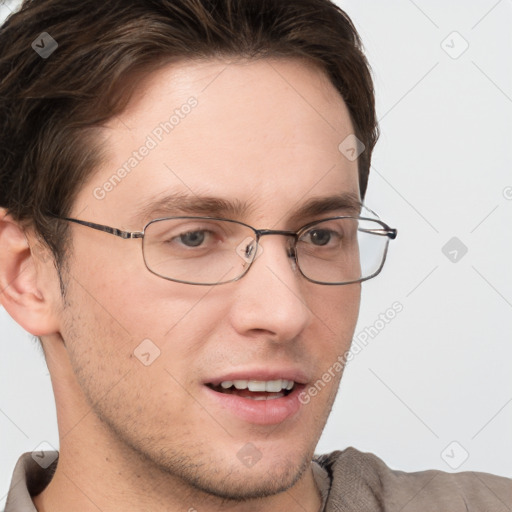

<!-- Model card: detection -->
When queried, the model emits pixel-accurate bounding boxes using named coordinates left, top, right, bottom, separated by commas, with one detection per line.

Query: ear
left=0, top=210, right=60, bottom=336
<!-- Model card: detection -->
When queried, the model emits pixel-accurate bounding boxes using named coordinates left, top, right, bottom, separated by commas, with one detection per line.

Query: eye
left=151, top=221, right=224, bottom=250
left=301, top=224, right=344, bottom=248
left=177, top=230, right=209, bottom=247
left=307, top=229, right=334, bottom=246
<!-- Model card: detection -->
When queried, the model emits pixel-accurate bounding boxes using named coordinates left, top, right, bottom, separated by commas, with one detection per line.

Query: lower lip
left=203, top=384, right=304, bottom=425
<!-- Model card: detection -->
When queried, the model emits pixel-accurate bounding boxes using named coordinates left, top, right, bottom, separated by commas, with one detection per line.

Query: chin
left=147, top=438, right=313, bottom=503
left=180, top=451, right=311, bottom=501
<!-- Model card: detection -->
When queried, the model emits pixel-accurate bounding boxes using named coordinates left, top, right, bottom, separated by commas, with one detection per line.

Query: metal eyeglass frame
left=51, top=215, right=397, bottom=286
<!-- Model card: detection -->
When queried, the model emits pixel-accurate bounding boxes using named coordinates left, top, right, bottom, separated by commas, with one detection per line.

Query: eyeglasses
left=52, top=214, right=397, bottom=286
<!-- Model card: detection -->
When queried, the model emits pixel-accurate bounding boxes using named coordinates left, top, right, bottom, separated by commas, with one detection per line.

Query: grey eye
left=179, top=231, right=206, bottom=247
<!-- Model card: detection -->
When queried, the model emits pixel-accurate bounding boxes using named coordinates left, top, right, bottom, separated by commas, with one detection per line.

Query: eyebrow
left=133, top=191, right=363, bottom=226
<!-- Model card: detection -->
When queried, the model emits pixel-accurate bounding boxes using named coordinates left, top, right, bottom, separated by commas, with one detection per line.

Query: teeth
left=265, top=380, right=282, bottom=392
left=221, top=379, right=295, bottom=391
left=248, top=381, right=267, bottom=392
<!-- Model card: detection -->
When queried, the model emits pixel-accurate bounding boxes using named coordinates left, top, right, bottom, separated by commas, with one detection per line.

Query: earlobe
left=0, top=211, right=60, bottom=336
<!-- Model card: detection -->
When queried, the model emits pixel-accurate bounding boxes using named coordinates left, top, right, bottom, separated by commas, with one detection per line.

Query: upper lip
left=204, top=367, right=310, bottom=387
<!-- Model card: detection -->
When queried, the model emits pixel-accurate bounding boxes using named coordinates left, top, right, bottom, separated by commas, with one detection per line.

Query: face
left=56, top=57, right=361, bottom=499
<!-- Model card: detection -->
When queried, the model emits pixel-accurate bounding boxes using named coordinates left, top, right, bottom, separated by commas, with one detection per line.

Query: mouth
left=205, top=379, right=296, bottom=401
left=203, top=375, right=306, bottom=425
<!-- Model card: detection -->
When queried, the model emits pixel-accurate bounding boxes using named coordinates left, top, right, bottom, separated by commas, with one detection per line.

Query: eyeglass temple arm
left=59, top=217, right=144, bottom=239
left=359, top=227, right=397, bottom=239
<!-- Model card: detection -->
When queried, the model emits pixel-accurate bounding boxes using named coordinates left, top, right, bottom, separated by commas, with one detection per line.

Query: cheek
left=305, top=284, right=360, bottom=401
left=60, top=280, right=202, bottom=441
left=60, top=260, right=220, bottom=398
left=311, top=283, right=361, bottom=345
left=301, top=287, right=359, bottom=412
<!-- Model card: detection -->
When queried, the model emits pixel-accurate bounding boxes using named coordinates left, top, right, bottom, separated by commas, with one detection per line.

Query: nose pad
left=246, top=241, right=256, bottom=259
left=237, top=236, right=261, bottom=269
left=242, top=242, right=253, bottom=261
left=240, top=235, right=298, bottom=273
left=243, top=242, right=255, bottom=268
left=287, top=245, right=298, bottom=271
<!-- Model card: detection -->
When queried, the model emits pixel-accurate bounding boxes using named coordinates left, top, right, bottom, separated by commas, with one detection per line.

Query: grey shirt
left=4, top=448, right=512, bottom=511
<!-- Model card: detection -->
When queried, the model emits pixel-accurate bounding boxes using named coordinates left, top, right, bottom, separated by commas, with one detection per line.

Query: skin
left=0, top=57, right=361, bottom=512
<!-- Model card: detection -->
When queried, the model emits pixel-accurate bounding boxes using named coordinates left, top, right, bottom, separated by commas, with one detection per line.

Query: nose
left=227, top=234, right=313, bottom=342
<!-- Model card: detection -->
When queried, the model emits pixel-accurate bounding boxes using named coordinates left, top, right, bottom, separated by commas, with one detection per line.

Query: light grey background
left=1, top=0, right=512, bottom=505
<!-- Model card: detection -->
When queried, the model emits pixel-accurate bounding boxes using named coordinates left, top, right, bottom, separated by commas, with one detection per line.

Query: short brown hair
left=0, top=0, right=377, bottom=271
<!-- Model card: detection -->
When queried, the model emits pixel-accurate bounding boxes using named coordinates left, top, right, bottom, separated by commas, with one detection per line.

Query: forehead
left=79, top=57, right=360, bottom=225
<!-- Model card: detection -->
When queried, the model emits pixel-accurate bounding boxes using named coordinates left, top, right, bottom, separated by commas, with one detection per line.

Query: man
left=0, top=0, right=510, bottom=510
